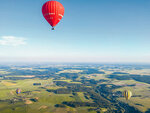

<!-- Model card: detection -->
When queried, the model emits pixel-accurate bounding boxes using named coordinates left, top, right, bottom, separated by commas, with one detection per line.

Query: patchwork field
left=0, top=64, right=150, bottom=113
left=0, top=79, right=97, bottom=113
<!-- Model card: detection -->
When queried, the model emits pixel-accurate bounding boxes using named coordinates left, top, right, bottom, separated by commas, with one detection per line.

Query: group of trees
left=80, top=69, right=105, bottom=74
left=33, top=83, right=41, bottom=86
left=108, top=74, right=150, bottom=84
left=1, top=67, right=62, bottom=80
left=58, top=73, right=78, bottom=80
left=62, top=101, right=97, bottom=107
left=112, top=72, right=129, bottom=74
left=0, top=65, right=147, bottom=113
left=47, top=81, right=92, bottom=94
left=47, top=88, right=72, bottom=94
left=52, top=81, right=118, bottom=112
left=53, top=79, right=128, bottom=112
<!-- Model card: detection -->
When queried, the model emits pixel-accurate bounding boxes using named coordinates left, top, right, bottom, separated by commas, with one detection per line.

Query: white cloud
left=0, top=36, right=26, bottom=46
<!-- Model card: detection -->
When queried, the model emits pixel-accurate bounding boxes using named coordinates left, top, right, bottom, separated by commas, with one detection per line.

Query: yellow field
left=125, top=69, right=150, bottom=75
left=2, top=81, right=16, bottom=86
left=0, top=71, right=10, bottom=74
left=88, top=74, right=109, bottom=80
left=54, top=79, right=82, bottom=84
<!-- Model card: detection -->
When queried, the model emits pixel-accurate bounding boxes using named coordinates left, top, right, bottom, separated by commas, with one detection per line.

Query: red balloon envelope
left=42, top=1, right=64, bottom=30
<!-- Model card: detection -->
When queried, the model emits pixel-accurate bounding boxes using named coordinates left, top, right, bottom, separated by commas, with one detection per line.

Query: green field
left=112, top=79, right=150, bottom=112
left=0, top=79, right=96, bottom=113
left=0, top=64, right=150, bottom=113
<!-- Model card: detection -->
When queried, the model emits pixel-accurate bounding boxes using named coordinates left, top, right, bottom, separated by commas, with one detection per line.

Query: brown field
left=25, top=100, right=33, bottom=104
left=38, top=105, right=48, bottom=110
left=57, top=70, right=83, bottom=74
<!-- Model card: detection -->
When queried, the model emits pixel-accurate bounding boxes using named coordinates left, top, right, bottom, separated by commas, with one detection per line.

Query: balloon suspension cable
left=52, top=27, right=55, bottom=30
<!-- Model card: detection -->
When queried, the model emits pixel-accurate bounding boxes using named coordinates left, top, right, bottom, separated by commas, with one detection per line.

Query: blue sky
left=0, top=0, right=150, bottom=63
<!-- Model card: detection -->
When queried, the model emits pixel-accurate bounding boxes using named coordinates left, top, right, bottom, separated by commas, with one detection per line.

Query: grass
left=0, top=73, right=149, bottom=113
left=87, top=74, right=109, bottom=80
left=54, top=79, right=82, bottom=84
left=77, top=92, right=93, bottom=102
left=76, top=107, right=97, bottom=113
left=0, top=71, right=10, bottom=74
left=0, top=78, right=83, bottom=113
left=1, top=81, right=16, bottom=86
left=0, top=80, right=94, bottom=113
left=113, top=79, right=150, bottom=112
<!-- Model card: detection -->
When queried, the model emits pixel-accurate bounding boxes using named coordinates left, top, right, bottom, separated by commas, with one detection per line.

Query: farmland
left=0, top=64, right=150, bottom=113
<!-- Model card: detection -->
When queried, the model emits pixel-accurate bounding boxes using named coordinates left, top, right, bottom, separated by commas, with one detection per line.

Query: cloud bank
left=0, top=36, right=26, bottom=46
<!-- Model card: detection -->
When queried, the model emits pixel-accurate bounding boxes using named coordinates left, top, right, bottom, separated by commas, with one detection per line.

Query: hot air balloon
left=16, top=88, right=21, bottom=94
left=42, top=1, right=65, bottom=30
left=123, top=90, right=132, bottom=100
